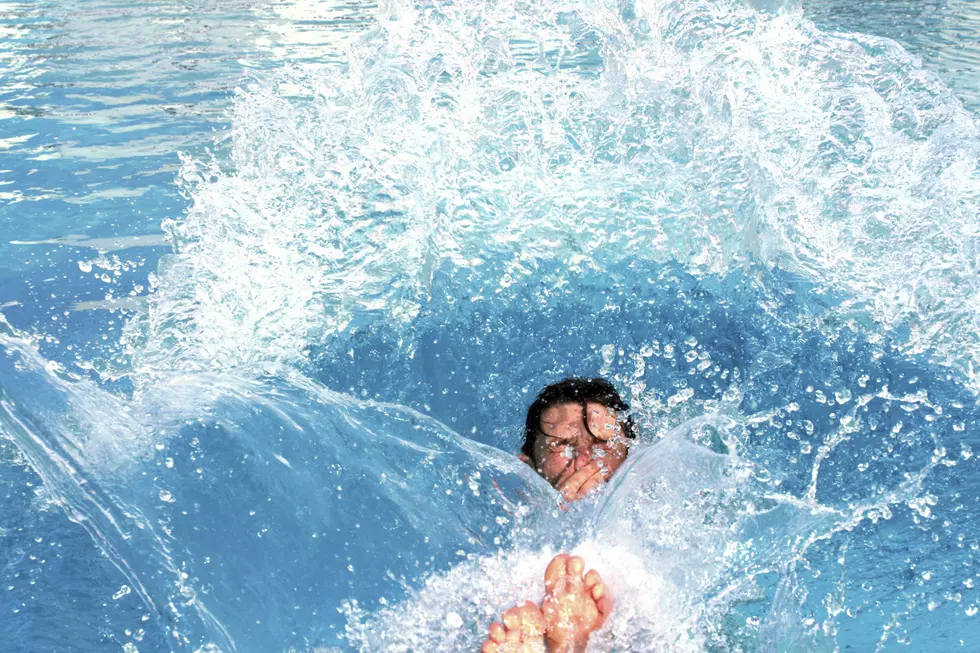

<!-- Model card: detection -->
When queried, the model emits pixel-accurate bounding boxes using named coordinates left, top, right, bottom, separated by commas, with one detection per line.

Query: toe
left=489, top=622, right=507, bottom=643
left=568, top=555, right=585, bottom=578
left=544, top=554, right=569, bottom=592
left=502, top=606, right=522, bottom=632
left=583, top=569, right=601, bottom=590
left=597, top=593, right=613, bottom=621
left=518, top=601, right=546, bottom=636
left=591, top=582, right=605, bottom=601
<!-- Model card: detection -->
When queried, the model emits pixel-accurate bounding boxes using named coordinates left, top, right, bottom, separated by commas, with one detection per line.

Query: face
left=523, top=401, right=630, bottom=494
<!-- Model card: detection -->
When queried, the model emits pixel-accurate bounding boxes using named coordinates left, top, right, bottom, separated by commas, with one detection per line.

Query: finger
left=488, top=622, right=506, bottom=643
left=544, top=554, right=569, bottom=592
left=568, top=556, right=585, bottom=578
left=589, top=454, right=614, bottom=478
left=553, top=458, right=580, bottom=488
left=482, top=641, right=499, bottom=653
left=584, top=569, right=601, bottom=590
left=587, top=463, right=610, bottom=486
left=578, top=469, right=608, bottom=497
left=599, top=456, right=615, bottom=476
left=558, top=461, right=602, bottom=497
left=564, top=459, right=601, bottom=482
left=564, top=465, right=607, bottom=501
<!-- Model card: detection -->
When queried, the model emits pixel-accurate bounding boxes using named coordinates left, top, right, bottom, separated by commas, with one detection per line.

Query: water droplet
left=667, top=388, right=694, bottom=407
left=599, top=344, right=616, bottom=375
left=445, top=612, right=463, bottom=629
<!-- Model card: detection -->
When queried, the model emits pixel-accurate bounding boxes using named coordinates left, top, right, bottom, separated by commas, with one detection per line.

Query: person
left=481, top=378, right=636, bottom=653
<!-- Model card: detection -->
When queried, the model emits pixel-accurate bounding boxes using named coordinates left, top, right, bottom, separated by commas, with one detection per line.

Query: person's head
left=521, top=377, right=636, bottom=498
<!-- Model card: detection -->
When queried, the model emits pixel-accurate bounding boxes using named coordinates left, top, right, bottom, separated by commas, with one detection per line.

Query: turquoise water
left=2, top=0, right=980, bottom=651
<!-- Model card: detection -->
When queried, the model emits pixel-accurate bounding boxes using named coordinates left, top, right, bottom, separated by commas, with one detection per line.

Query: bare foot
left=541, top=554, right=613, bottom=653
left=481, top=601, right=547, bottom=653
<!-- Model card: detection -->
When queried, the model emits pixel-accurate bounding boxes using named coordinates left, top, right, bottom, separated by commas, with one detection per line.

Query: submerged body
left=482, top=378, right=635, bottom=652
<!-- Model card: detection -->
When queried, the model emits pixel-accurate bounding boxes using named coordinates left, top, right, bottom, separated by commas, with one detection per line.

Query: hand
left=555, top=460, right=608, bottom=502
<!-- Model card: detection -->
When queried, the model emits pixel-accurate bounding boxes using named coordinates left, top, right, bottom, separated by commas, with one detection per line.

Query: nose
left=573, top=442, right=592, bottom=471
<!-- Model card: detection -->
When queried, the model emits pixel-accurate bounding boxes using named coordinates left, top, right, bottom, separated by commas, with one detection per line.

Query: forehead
left=539, top=400, right=612, bottom=424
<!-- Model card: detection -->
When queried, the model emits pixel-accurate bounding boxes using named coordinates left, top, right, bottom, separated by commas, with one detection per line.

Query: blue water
left=2, top=0, right=980, bottom=651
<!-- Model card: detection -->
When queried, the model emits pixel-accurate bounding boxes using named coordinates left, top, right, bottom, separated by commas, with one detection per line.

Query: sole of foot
left=481, top=600, right=547, bottom=653
left=541, top=554, right=613, bottom=653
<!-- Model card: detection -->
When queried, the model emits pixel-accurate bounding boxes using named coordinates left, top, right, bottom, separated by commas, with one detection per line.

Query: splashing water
left=3, top=0, right=980, bottom=651
left=1, top=314, right=557, bottom=651
left=125, top=0, right=979, bottom=385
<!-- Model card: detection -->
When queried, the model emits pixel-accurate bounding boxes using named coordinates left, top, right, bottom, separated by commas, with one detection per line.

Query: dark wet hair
left=522, top=377, right=636, bottom=463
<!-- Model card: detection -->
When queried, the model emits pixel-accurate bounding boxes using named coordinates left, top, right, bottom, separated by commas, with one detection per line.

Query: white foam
left=121, top=0, right=979, bottom=390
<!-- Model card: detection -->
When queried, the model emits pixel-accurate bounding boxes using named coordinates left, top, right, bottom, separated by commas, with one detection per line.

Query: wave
left=1, top=315, right=555, bottom=651
left=121, top=0, right=980, bottom=390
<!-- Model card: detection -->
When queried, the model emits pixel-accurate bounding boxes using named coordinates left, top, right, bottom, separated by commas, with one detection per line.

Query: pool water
left=2, top=0, right=980, bottom=651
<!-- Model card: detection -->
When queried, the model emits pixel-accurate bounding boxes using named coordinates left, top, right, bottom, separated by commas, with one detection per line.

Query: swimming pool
left=2, top=0, right=980, bottom=650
